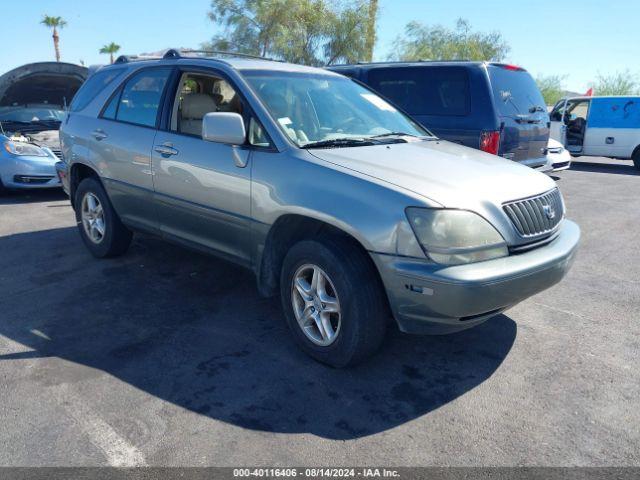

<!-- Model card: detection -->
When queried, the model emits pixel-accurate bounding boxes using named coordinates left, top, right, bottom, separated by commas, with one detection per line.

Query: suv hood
left=307, top=139, right=556, bottom=209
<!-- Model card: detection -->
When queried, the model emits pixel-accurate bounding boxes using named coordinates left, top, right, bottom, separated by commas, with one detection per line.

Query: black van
left=328, top=61, right=550, bottom=170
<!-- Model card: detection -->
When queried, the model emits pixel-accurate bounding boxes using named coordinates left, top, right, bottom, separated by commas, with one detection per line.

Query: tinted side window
left=102, top=87, right=121, bottom=119
left=115, top=68, right=171, bottom=127
left=69, top=68, right=125, bottom=112
left=367, top=67, right=470, bottom=116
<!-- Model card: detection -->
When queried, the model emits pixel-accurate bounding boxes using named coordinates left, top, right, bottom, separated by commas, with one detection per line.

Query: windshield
left=241, top=71, right=430, bottom=147
left=0, top=106, right=66, bottom=124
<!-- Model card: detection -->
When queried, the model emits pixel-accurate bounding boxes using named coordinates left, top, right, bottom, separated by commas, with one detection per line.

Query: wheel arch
left=257, top=213, right=384, bottom=299
left=632, top=144, right=640, bottom=169
left=69, top=162, right=102, bottom=208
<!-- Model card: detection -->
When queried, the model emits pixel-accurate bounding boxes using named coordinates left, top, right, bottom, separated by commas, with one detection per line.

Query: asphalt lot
left=0, top=157, right=638, bottom=466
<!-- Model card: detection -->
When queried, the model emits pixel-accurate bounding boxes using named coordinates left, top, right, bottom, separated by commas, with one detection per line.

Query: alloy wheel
left=291, top=264, right=342, bottom=346
left=81, top=192, right=105, bottom=244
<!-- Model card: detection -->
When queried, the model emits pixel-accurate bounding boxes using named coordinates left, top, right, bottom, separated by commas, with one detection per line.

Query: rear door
left=583, top=97, right=640, bottom=157
left=487, top=64, right=550, bottom=167
left=86, top=66, right=173, bottom=232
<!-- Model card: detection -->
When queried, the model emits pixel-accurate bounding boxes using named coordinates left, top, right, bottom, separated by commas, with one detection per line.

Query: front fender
left=251, top=149, right=431, bottom=259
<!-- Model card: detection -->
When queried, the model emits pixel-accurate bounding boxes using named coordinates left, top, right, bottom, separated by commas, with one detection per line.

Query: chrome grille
left=503, top=188, right=564, bottom=237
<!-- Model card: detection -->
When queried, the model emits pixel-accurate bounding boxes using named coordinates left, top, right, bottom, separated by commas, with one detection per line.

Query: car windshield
left=0, top=106, right=66, bottom=124
left=241, top=70, right=431, bottom=147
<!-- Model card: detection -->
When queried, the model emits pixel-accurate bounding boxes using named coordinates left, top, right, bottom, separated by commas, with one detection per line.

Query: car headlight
left=3, top=141, right=48, bottom=157
left=406, top=208, right=508, bottom=265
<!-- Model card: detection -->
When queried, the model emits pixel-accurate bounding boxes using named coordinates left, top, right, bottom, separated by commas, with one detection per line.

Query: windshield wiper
left=370, top=131, right=418, bottom=139
left=301, top=138, right=379, bottom=149
left=0, top=120, right=31, bottom=126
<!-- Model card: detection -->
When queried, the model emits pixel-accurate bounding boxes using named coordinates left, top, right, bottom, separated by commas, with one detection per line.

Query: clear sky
left=1, top=0, right=637, bottom=92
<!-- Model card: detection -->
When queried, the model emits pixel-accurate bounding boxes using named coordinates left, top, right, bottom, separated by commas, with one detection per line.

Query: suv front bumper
left=371, top=220, right=580, bottom=334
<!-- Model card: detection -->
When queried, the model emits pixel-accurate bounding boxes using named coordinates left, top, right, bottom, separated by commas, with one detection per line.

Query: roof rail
left=113, top=48, right=279, bottom=65
left=113, top=54, right=162, bottom=64
left=163, top=49, right=182, bottom=59
left=332, top=59, right=475, bottom=67
left=163, top=48, right=277, bottom=62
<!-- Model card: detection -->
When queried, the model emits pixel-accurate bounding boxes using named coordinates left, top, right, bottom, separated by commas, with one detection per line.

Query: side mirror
left=202, top=112, right=246, bottom=145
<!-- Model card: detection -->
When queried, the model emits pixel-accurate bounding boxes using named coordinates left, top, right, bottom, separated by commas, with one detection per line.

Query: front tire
left=74, top=177, right=132, bottom=258
left=280, top=237, right=387, bottom=368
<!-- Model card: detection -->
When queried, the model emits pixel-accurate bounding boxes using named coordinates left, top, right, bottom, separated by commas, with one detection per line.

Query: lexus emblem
left=543, top=204, right=556, bottom=220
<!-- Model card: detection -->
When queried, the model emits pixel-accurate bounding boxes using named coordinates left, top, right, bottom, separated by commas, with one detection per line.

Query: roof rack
left=113, top=54, right=163, bottom=64
left=113, top=48, right=279, bottom=65
left=332, top=59, right=475, bottom=67
left=163, top=48, right=277, bottom=61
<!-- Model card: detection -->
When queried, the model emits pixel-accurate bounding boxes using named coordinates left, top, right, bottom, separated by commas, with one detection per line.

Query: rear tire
left=74, top=177, right=132, bottom=258
left=632, top=148, right=640, bottom=170
left=280, top=237, right=387, bottom=368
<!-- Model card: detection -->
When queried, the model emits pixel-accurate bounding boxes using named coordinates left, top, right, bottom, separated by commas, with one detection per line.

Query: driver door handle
left=91, top=129, right=108, bottom=141
left=154, top=143, right=179, bottom=157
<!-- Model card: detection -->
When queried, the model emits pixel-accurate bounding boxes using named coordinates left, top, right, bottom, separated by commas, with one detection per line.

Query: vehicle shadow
left=0, top=227, right=517, bottom=440
left=0, top=188, right=67, bottom=205
left=569, top=160, right=639, bottom=176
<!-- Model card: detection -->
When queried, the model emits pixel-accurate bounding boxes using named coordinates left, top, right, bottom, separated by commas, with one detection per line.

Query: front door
left=151, top=69, right=253, bottom=266
left=549, top=99, right=567, bottom=145
left=563, top=99, right=591, bottom=154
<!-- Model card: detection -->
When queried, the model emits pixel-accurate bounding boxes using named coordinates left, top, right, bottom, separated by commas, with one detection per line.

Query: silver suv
left=59, top=50, right=580, bottom=367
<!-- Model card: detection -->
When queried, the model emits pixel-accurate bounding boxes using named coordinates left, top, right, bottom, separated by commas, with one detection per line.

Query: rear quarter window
left=366, top=66, right=471, bottom=116
left=69, top=68, right=125, bottom=112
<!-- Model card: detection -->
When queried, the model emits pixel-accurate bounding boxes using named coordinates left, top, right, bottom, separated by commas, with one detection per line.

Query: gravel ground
left=0, top=157, right=638, bottom=467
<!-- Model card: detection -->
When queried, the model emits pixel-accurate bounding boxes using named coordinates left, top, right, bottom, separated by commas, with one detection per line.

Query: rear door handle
left=91, top=129, right=108, bottom=141
left=154, top=143, right=179, bottom=157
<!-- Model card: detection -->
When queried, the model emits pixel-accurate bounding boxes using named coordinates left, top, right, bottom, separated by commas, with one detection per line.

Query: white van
left=550, top=96, right=640, bottom=169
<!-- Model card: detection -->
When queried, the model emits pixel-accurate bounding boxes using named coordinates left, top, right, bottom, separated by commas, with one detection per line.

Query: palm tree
left=100, top=42, right=121, bottom=64
left=40, top=15, right=67, bottom=62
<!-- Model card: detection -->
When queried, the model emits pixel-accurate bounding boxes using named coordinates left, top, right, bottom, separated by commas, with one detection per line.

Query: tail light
left=480, top=130, right=500, bottom=155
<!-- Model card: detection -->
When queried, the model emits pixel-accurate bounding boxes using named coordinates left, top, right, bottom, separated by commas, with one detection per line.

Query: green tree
left=590, top=70, right=639, bottom=96
left=204, top=0, right=371, bottom=66
left=536, top=74, right=567, bottom=106
left=40, top=15, right=67, bottom=62
left=99, top=42, right=121, bottom=64
left=391, top=18, right=509, bottom=62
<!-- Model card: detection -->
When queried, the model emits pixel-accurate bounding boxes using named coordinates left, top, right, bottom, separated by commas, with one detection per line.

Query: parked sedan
left=546, top=138, right=572, bottom=172
left=0, top=62, right=87, bottom=193
left=0, top=111, right=64, bottom=193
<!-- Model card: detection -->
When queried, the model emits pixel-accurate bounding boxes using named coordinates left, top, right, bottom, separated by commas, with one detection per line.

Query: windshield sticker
left=360, top=94, right=396, bottom=112
left=278, top=117, right=293, bottom=126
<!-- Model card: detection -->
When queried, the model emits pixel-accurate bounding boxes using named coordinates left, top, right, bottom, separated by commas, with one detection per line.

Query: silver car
left=59, top=50, right=580, bottom=367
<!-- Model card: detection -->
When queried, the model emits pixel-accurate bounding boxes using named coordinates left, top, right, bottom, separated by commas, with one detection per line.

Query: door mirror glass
left=202, top=112, right=246, bottom=145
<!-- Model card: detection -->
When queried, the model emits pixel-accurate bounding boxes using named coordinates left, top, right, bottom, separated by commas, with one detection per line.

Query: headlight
left=3, top=141, right=48, bottom=157
left=406, top=208, right=508, bottom=265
